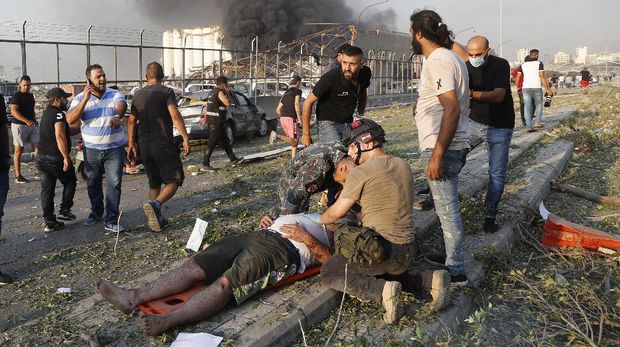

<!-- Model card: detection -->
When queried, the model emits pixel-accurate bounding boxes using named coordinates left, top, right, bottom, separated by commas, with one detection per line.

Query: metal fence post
left=86, top=25, right=92, bottom=66
left=56, top=43, right=60, bottom=86
left=182, top=33, right=189, bottom=93
left=139, top=29, right=144, bottom=85
left=250, top=37, right=256, bottom=98
left=299, top=43, right=305, bottom=77
left=219, top=49, right=223, bottom=77
left=276, top=41, right=282, bottom=93
left=114, top=46, right=118, bottom=85
left=254, top=36, right=259, bottom=104
left=21, top=21, right=27, bottom=75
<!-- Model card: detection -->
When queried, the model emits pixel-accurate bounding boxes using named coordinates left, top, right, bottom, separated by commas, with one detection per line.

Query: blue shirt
left=69, top=88, right=127, bottom=150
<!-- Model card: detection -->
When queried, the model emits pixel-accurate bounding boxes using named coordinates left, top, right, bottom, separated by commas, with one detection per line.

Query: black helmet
left=342, top=118, right=386, bottom=146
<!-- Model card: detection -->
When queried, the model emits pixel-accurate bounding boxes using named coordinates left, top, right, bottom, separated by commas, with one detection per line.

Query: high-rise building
left=575, top=46, right=588, bottom=64
left=516, top=48, right=529, bottom=63
left=553, top=51, right=571, bottom=64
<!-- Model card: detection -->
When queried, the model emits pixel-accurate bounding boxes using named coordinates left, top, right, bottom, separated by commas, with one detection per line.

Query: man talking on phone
left=67, top=64, right=127, bottom=232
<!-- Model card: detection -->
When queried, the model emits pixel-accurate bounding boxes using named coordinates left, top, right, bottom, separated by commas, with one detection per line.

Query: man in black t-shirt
left=37, top=88, right=78, bottom=232
left=10, top=75, right=39, bottom=183
left=580, top=68, right=591, bottom=94
left=271, top=75, right=302, bottom=157
left=301, top=45, right=367, bottom=147
left=466, top=36, right=515, bottom=233
left=128, top=62, right=190, bottom=232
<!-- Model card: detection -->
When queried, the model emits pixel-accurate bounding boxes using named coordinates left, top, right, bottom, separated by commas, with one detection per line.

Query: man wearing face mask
left=37, top=88, right=79, bottom=232
left=465, top=36, right=515, bottom=233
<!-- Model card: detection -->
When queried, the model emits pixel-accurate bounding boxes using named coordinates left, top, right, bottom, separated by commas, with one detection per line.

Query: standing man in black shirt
left=466, top=36, right=515, bottom=233
left=10, top=75, right=39, bottom=183
left=301, top=45, right=367, bottom=147
left=128, top=62, right=191, bottom=232
left=580, top=67, right=591, bottom=94
left=37, top=88, right=79, bottom=232
left=270, top=75, right=302, bottom=157
left=200, top=76, right=242, bottom=171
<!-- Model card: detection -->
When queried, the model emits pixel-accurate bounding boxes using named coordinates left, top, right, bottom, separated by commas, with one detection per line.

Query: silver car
left=174, top=91, right=276, bottom=146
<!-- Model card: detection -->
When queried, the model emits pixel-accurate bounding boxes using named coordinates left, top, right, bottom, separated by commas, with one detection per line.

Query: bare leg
left=154, top=183, right=179, bottom=205
left=97, top=258, right=206, bottom=314
left=140, top=275, right=232, bottom=336
left=13, top=146, right=23, bottom=177
left=148, top=187, right=160, bottom=201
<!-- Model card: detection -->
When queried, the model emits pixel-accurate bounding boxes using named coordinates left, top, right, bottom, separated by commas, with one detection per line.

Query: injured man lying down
left=97, top=213, right=333, bottom=336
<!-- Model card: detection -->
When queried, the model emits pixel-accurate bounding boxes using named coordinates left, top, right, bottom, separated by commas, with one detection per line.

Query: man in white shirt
left=516, top=50, right=553, bottom=131
left=410, top=9, right=470, bottom=287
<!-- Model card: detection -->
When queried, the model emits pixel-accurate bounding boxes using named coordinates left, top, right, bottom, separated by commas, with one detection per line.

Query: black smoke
left=130, top=0, right=396, bottom=50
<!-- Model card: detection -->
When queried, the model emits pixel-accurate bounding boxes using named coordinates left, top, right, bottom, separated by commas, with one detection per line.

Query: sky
left=1, top=0, right=618, bottom=63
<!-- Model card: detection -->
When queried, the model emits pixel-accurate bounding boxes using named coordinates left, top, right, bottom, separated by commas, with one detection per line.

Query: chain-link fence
left=0, top=21, right=419, bottom=98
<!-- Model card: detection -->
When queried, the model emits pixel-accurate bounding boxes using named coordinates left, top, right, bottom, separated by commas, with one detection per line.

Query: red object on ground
left=137, top=266, right=321, bottom=315
left=541, top=214, right=620, bottom=251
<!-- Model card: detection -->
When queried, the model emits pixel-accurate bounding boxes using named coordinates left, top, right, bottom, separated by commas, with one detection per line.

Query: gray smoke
left=130, top=0, right=395, bottom=50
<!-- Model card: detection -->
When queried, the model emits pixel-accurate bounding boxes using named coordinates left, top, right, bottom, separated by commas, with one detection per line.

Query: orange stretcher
left=541, top=214, right=620, bottom=251
left=137, top=266, right=321, bottom=315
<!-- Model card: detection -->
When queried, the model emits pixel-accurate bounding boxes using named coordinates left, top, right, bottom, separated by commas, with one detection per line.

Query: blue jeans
left=472, top=122, right=513, bottom=219
left=0, top=169, right=8, bottom=236
left=522, top=88, right=543, bottom=128
left=420, top=148, right=468, bottom=276
left=83, top=146, right=124, bottom=224
left=317, top=120, right=347, bottom=144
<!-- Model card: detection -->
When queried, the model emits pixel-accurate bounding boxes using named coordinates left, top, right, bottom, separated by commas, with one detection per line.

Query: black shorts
left=139, top=140, right=184, bottom=188
left=193, top=230, right=299, bottom=304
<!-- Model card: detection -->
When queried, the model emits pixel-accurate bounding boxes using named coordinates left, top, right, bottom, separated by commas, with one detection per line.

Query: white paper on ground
left=57, top=287, right=71, bottom=294
left=170, top=332, right=223, bottom=347
left=186, top=218, right=208, bottom=252
left=539, top=201, right=550, bottom=221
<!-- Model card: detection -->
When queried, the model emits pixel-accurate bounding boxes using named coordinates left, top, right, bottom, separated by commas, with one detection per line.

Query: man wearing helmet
left=316, top=118, right=451, bottom=324
left=259, top=142, right=357, bottom=228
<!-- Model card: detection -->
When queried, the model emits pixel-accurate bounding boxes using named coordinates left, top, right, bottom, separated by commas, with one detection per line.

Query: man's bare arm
left=169, top=104, right=191, bottom=155
left=539, top=71, right=553, bottom=96
left=218, top=91, right=232, bottom=106
left=279, top=224, right=333, bottom=264
left=471, top=88, right=506, bottom=103
left=427, top=90, right=460, bottom=180
left=66, top=86, right=93, bottom=127
left=301, top=92, right=318, bottom=146
left=318, top=196, right=356, bottom=225
left=294, top=95, right=301, bottom=122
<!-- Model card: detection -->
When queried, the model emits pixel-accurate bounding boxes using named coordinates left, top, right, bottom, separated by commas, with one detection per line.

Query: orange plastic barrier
left=137, top=266, right=321, bottom=315
left=541, top=214, right=620, bottom=251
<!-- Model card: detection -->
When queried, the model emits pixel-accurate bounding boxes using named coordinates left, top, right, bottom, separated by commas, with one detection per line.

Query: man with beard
left=465, top=36, right=515, bottom=233
left=301, top=45, right=365, bottom=146
left=410, top=9, right=471, bottom=286
left=37, top=88, right=79, bottom=232
left=67, top=64, right=128, bottom=232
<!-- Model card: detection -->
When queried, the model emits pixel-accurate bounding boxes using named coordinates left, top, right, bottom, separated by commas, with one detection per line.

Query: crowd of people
left=0, top=7, right=597, bottom=337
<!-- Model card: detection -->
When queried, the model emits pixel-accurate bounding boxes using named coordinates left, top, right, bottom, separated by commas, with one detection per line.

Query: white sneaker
left=382, top=281, right=403, bottom=324
left=268, top=130, right=277, bottom=145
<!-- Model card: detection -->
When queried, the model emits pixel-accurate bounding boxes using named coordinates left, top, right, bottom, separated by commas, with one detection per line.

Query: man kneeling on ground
left=318, top=118, right=450, bottom=324
left=97, top=213, right=333, bottom=336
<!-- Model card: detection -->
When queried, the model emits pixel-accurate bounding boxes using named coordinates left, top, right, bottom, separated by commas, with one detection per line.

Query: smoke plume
left=130, top=0, right=395, bottom=50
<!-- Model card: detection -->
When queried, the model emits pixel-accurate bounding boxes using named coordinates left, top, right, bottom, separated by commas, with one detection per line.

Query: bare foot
left=140, top=312, right=171, bottom=336
left=96, top=278, right=137, bottom=314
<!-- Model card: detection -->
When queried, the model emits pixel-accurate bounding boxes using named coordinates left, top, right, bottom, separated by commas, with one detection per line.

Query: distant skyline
left=2, top=0, right=619, bottom=63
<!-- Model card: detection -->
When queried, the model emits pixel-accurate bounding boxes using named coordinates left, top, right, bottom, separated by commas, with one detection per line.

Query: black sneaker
left=58, top=210, right=77, bottom=221
left=483, top=217, right=499, bottom=233
left=15, top=175, right=29, bottom=184
left=414, top=199, right=435, bottom=211
left=450, top=273, right=469, bottom=287
left=0, top=271, right=13, bottom=285
left=44, top=220, right=65, bottom=233
left=423, top=253, right=446, bottom=267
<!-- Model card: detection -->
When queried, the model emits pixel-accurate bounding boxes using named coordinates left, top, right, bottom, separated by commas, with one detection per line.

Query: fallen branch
left=552, top=181, right=620, bottom=206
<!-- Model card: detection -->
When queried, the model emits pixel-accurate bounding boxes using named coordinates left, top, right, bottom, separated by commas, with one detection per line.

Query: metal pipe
left=114, top=46, right=118, bottom=85
left=55, top=43, right=60, bottom=86
left=21, top=21, right=27, bottom=75
left=139, top=29, right=144, bottom=85
left=86, top=25, right=92, bottom=66
left=182, top=33, right=189, bottom=93
left=300, top=43, right=305, bottom=77
left=276, top=40, right=282, bottom=94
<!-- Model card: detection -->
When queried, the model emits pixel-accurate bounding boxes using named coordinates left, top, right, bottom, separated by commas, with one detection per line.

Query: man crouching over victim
left=97, top=214, right=334, bottom=336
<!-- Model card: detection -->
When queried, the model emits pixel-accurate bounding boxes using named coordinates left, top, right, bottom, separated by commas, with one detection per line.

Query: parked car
left=184, top=83, right=216, bottom=94
left=173, top=91, right=277, bottom=146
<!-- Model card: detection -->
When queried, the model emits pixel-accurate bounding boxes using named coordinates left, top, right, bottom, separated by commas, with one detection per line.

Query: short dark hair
left=341, top=45, right=364, bottom=58
left=529, top=49, right=539, bottom=54
left=410, top=10, right=454, bottom=49
left=146, top=62, right=164, bottom=81
left=19, top=75, right=31, bottom=83
left=524, top=55, right=534, bottom=62
left=216, top=76, right=228, bottom=85
left=85, top=64, right=103, bottom=79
